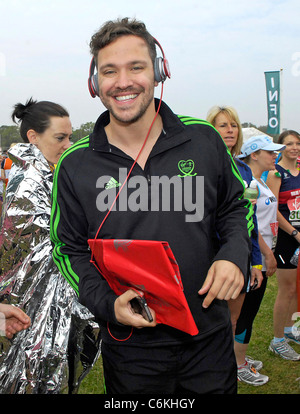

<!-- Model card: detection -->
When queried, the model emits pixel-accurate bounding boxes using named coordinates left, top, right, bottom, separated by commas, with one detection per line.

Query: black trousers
left=102, top=322, right=237, bottom=394
left=235, top=272, right=268, bottom=344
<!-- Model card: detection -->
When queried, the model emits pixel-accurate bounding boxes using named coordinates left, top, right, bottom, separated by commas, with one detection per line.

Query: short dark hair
left=11, top=97, right=69, bottom=142
left=89, top=17, right=157, bottom=65
left=242, top=150, right=262, bottom=165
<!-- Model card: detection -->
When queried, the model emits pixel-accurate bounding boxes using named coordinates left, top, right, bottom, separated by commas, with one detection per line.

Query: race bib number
left=288, top=197, right=300, bottom=226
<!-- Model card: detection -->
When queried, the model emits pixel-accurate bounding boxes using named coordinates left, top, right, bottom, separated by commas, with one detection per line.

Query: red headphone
left=88, top=38, right=171, bottom=98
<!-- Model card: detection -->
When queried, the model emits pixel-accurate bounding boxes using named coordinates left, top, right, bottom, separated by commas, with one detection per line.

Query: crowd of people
left=0, top=17, right=299, bottom=394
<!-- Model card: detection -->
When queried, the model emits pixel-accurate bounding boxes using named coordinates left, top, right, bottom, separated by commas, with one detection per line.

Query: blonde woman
left=207, top=106, right=243, bottom=156
left=207, top=106, right=268, bottom=385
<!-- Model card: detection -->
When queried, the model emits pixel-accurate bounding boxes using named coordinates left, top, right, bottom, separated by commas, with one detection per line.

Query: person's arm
left=267, top=170, right=300, bottom=243
left=249, top=213, right=264, bottom=287
left=199, top=135, right=253, bottom=307
left=0, top=304, right=31, bottom=339
left=258, top=232, right=277, bottom=276
left=236, top=165, right=263, bottom=288
left=0, top=159, right=5, bottom=182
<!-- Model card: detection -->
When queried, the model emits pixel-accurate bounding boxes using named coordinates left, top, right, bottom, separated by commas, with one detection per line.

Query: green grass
left=78, top=356, right=104, bottom=394
left=78, top=276, right=300, bottom=394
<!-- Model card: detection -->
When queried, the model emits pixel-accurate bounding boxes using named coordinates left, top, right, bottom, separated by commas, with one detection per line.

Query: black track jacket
left=50, top=100, right=253, bottom=346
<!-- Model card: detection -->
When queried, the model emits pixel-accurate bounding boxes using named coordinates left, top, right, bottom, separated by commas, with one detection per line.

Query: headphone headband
left=88, top=38, right=170, bottom=98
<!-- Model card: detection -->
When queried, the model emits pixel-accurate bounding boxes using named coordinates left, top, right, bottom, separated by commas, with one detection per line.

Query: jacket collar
left=89, top=99, right=187, bottom=153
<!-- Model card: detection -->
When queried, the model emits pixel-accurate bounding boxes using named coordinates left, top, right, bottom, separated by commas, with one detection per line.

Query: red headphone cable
left=91, top=83, right=165, bottom=342
left=93, top=82, right=164, bottom=242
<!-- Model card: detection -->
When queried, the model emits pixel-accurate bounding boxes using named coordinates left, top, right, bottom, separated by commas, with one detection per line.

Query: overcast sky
left=0, top=0, right=299, bottom=132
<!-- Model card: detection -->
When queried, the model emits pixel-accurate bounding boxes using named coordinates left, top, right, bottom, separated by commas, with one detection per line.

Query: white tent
left=242, top=127, right=272, bottom=142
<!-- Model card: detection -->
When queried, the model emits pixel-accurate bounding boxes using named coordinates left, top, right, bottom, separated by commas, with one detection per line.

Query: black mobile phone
left=251, top=278, right=258, bottom=290
left=130, top=296, right=153, bottom=322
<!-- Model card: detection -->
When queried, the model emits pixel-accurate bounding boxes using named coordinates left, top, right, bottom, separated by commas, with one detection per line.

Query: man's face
left=96, top=35, right=157, bottom=125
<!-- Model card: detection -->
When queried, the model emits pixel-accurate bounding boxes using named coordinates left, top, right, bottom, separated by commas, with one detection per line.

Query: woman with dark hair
left=267, top=129, right=300, bottom=360
left=11, top=97, right=71, bottom=164
left=0, top=98, right=99, bottom=393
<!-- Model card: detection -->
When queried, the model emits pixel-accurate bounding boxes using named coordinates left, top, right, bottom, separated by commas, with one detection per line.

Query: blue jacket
left=235, top=158, right=262, bottom=266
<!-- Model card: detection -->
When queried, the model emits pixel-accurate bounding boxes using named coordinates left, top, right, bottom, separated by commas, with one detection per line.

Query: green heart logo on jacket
left=178, top=160, right=197, bottom=177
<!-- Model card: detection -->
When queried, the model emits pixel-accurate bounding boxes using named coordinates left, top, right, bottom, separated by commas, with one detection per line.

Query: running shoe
left=285, top=332, right=300, bottom=345
left=269, top=338, right=300, bottom=361
left=245, top=356, right=263, bottom=371
left=237, top=362, right=269, bottom=386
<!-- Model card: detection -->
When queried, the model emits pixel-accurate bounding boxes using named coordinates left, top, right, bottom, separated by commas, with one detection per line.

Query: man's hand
left=114, top=289, right=157, bottom=329
left=0, top=304, right=31, bottom=339
left=198, top=260, right=244, bottom=308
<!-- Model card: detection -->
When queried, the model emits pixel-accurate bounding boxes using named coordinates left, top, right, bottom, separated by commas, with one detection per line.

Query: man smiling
left=97, top=35, right=156, bottom=125
left=51, top=17, right=253, bottom=394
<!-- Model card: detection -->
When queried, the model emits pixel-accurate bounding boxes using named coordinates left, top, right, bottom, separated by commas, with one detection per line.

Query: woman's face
left=30, top=116, right=72, bottom=164
left=254, top=150, right=278, bottom=171
left=281, top=134, right=300, bottom=161
left=214, top=113, right=239, bottom=151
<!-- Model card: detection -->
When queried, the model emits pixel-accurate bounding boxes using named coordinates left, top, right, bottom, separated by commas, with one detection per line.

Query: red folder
left=88, top=239, right=199, bottom=336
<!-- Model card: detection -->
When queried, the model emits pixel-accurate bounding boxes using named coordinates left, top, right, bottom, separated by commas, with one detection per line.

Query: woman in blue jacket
left=207, top=106, right=267, bottom=386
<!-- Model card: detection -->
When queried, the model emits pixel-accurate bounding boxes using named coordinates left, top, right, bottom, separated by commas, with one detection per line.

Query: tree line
left=0, top=121, right=269, bottom=153
left=0, top=122, right=95, bottom=152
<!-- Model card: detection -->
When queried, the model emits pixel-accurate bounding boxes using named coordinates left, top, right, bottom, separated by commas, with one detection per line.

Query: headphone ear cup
left=88, top=59, right=99, bottom=98
left=88, top=74, right=99, bottom=98
left=154, top=57, right=166, bottom=83
left=91, top=73, right=99, bottom=97
left=154, top=56, right=171, bottom=83
left=153, top=38, right=171, bottom=83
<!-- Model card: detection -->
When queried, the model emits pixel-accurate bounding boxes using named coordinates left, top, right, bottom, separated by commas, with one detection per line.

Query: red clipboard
left=88, top=239, right=199, bottom=336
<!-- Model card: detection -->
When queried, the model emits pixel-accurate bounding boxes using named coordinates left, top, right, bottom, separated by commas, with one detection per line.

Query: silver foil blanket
left=0, top=143, right=100, bottom=394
